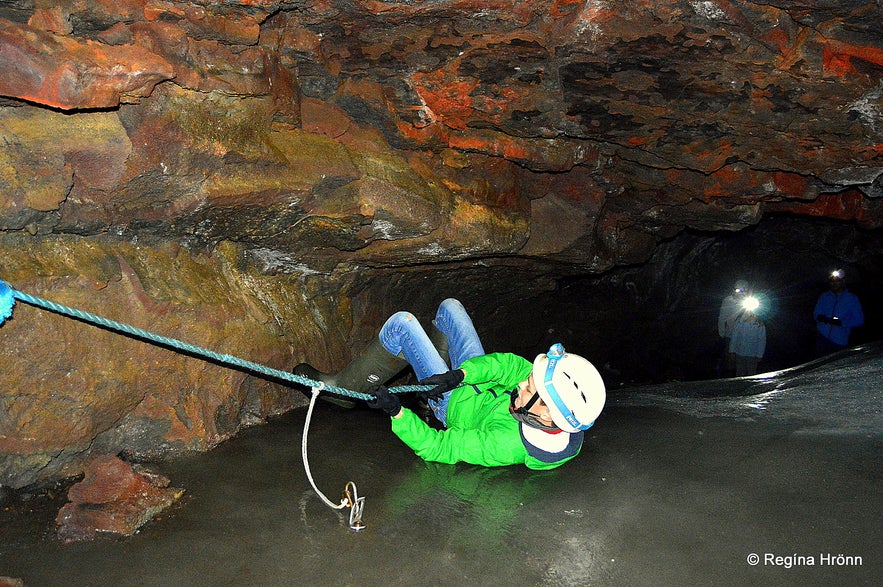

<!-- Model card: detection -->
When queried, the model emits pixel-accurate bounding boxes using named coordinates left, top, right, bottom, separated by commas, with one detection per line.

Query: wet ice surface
left=1, top=346, right=881, bottom=586
left=614, top=342, right=883, bottom=435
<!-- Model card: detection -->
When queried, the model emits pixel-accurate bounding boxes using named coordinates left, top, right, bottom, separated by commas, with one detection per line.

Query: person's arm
left=756, top=325, right=766, bottom=358
left=718, top=299, right=732, bottom=337
left=391, top=409, right=526, bottom=467
left=840, top=295, right=865, bottom=329
left=814, top=294, right=830, bottom=323
left=459, top=352, right=532, bottom=390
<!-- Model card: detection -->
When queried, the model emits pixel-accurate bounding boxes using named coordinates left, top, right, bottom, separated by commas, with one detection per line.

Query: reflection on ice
left=611, top=342, right=883, bottom=435
left=738, top=390, right=784, bottom=411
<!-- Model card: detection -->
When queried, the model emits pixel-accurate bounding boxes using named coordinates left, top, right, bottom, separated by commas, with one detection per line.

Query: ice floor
left=1, top=345, right=880, bottom=586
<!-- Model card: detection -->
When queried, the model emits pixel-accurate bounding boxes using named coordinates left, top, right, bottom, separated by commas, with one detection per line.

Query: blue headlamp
left=542, top=343, right=591, bottom=431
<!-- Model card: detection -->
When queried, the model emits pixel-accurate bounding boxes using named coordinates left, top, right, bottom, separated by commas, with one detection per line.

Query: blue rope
left=0, top=281, right=430, bottom=400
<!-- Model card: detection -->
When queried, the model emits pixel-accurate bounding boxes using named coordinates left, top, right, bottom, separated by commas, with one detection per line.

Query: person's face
left=829, top=278, right=845, bottom=293
left=514, top=374, right=555, bottom=427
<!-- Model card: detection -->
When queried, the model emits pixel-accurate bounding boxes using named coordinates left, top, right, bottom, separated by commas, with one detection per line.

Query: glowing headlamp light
left=741, top=295, right=760, bottom=312
left=830, top=269, right=843, bottom=280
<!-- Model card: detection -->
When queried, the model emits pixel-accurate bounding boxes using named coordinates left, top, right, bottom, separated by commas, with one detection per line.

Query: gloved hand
left=366, top=385, right=402, bottom=417
left=817, top=314, right=831, bottom=324
left=418, top=369, right=465, bottom=401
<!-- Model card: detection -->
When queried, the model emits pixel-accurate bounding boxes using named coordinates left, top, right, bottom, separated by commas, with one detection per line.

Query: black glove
left=366, top=385, right=402, bottom=417
left=817, top=314, right=831, bottom=324
left=418, top=369, right=465, bottom=401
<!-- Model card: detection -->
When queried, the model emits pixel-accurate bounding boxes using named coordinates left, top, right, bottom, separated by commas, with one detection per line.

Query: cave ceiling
left=0, top=0, right=880, bottom=277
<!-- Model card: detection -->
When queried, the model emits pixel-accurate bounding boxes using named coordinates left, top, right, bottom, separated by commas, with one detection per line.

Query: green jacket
left=390, top=352, right=583, bottom=470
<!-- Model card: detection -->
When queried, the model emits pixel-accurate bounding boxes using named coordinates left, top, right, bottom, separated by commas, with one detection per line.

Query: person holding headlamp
left=814, top=269, right=864, bottom=357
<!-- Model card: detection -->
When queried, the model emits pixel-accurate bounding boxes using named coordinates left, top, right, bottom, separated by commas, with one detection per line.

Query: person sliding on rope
left=294, top=298, right=606, bottom=470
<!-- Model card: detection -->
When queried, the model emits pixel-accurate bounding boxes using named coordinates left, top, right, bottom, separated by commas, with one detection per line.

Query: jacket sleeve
left=460, top=352, right=533, bottom=389
left=391, top=408, right=527, bottom=467
left=814, top=293, right=829, bottom=320
left=842, top=294, right=865, bottom=329
left=756, top=325, right=767, bottom=358
left=718, top=300, right=730, bottom=336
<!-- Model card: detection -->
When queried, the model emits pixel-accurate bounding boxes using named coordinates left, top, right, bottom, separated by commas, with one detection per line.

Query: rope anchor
left=343, top=482, right=366, bottom=531
left=302, top=385, right=366, bottom=530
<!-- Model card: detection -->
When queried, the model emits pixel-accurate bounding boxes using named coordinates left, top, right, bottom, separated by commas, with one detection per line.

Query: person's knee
left=379, top=311, right=418, bottom=354
left=383, top=311, right=416, bottom=331
left=437, top=298, right=466, bottom=318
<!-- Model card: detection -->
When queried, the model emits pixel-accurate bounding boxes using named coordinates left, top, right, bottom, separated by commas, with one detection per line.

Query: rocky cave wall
left=0, top=0, right=882, bottom=488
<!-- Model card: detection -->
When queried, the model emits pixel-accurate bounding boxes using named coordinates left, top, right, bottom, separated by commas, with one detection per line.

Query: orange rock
left=56, top=454, right=184, bottom=543
left=0, top=20, right=173, bottom=110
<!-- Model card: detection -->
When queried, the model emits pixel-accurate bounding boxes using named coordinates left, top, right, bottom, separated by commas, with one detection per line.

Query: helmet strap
left=522, top=391, right=540, bottom=411
left=509, top=391, right=559, bottom=432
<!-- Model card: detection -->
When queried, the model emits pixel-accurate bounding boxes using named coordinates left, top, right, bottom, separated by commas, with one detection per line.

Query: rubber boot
left=429, top=320, right=450, bottom=367
left=293, top=337, right=408, bottom=408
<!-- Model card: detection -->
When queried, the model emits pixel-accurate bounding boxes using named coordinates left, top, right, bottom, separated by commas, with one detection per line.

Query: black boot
left=293, top=337, right=409, bottom=408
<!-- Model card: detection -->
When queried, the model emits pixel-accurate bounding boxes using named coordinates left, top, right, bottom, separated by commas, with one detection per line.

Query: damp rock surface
left=55, top=454, right=184, bottom=544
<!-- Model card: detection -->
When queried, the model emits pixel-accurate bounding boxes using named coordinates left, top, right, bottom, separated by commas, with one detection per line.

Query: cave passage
left=460, top=216, right=883, bottom=389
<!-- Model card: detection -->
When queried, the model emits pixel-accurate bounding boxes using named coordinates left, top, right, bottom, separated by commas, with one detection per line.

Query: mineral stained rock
left=55, top=454, right=184, bottom=543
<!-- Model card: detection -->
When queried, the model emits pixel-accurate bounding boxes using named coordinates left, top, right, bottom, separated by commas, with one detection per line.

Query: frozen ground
left=1, top=344, right=880, bottom=586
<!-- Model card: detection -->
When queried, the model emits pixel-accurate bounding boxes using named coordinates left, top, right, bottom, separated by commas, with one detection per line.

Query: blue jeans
left=378, top=298, right=485, bottom=425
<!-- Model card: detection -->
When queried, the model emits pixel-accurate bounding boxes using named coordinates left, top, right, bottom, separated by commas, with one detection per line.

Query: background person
left=814, top=269, right=864, bottom=357
left=729, top=299, right=766, bottom=376
left=718, top=279, right=750, bottom=375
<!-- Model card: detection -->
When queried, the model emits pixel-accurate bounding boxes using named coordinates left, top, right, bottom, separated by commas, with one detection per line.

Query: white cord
left=302, top=384, right=347, bottom=510
left=301, top=385, right=367, bottom=530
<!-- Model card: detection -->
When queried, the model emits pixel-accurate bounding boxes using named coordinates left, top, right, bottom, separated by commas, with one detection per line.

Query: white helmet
left=532, top=344, right=606, bottom=433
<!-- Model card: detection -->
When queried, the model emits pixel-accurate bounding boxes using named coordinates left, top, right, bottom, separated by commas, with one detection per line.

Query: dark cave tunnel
left=530, top=215, right=882, bottom=388
left=372, top=214, right=883, bottom=391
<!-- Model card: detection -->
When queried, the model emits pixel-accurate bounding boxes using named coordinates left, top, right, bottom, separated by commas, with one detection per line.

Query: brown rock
left=27, top=7, right=72, bottom=35
left=0, top=107, right=129, bottom=230
left=0, top=236, right=309, bottom=489
left=131, top=20, right=269, bottom=95
left=55, top=454, right=184, bottom=543
left=0, top=19, right=174, bottom=110
left=180, top=6, right=261, bottom=45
